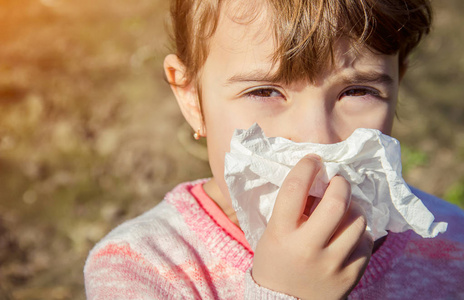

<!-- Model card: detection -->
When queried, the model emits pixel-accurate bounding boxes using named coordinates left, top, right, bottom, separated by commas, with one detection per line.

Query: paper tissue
left=224, top=123, right=448, bottom=251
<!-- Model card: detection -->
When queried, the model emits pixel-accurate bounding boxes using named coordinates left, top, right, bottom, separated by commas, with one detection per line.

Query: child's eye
left=243, top=87, right=285, bottom=100
left=340, top=87, right=381, bottom=99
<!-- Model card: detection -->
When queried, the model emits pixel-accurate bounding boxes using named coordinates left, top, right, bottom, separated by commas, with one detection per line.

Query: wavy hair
left=170, top=0, right=432, bottom=85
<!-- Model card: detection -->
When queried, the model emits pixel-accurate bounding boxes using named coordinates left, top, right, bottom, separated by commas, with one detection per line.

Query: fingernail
left=305, top=154, right=322, bottom=162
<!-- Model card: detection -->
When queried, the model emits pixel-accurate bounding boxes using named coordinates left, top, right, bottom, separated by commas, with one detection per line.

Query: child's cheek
left=337, top=100, right=394, bottom=134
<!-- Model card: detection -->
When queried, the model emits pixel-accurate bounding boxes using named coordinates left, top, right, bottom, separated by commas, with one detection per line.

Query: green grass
left=401, top=145, right=429, bottom=176
left=444, top=181, right=464, bottom=209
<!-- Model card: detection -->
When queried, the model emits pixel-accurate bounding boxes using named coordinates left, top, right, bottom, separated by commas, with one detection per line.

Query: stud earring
left=193, top=129, right=201, bottom=140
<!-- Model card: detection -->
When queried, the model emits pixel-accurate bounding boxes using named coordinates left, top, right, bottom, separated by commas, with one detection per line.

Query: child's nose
left=288, top=102, right=343, bottom=145
left=291, top=123, right=342, bottom=145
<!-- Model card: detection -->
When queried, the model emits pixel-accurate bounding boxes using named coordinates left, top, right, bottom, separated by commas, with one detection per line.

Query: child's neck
left=203, top=178, right=240, bottom=228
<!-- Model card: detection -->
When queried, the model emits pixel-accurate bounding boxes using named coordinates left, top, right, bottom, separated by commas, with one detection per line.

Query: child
left=84, top=0, right=464, bottom=299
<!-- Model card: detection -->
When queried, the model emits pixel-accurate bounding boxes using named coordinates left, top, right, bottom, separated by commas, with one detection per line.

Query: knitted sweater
left=84, top=179, right=464, bottom=299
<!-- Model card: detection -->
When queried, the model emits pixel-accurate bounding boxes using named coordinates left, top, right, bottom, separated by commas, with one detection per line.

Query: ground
left=0, top=0, right=463, bottom=299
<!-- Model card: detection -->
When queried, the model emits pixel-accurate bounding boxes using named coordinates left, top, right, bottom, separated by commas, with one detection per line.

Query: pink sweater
left=84, top=179, right=464, bottom=299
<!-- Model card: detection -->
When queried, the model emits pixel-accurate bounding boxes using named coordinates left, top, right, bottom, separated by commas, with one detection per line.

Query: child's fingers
left=328, top=201, right=369, bottom=264
left=302, top=176, right=351, bottom=247
left=342, top=230, right=374, bottom=275
left=268, top=155, right=322, bottom=231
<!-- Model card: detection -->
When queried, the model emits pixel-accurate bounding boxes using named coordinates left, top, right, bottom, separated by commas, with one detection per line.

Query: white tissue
left=224, top=123, right=448, bottom=251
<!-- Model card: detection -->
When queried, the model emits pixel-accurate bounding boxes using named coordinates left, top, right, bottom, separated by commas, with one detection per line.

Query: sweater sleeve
left=84, top=242, right=181, bottom=300
left=244, top=267, right=298, bottom=300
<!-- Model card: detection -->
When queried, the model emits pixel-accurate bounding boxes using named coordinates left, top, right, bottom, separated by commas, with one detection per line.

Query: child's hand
left=252, top=155, right=373, bottom=300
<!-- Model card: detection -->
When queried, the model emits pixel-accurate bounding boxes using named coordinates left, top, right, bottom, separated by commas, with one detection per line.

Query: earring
left=193, top=129, right=201, bottom=140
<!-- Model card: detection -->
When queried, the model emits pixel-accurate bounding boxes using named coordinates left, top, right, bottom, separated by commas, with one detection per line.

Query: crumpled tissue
left=224, top=123, right=448, bottom=251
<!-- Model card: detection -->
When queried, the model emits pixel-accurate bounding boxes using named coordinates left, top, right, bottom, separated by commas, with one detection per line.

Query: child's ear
left=164, top=54, right=205, bottom=137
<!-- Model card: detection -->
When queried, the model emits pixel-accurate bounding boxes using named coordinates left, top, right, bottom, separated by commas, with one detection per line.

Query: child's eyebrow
left=225, top=70, right=395, bottom=88
left=225, top=70, right=278, bottom=85
left=339, top=71, right=395, bottom=88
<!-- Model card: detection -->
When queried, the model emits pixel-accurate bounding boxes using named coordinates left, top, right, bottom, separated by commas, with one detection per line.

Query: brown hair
left=170, top=0, right=432, bottom=85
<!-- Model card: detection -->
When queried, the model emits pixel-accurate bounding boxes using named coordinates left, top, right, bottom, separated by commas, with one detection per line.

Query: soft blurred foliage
left=0, top=0, right=462, bottom=299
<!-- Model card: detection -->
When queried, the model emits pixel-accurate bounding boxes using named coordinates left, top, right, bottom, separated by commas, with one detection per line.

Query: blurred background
left=0, top=0, right=462, bottom=299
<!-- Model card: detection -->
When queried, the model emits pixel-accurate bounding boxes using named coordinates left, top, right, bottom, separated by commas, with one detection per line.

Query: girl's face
left=172, top=3, right=399, bottom=204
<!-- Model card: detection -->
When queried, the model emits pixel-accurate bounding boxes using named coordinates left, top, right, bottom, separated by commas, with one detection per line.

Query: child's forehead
left=211, top=1, right=349, bottom=81
left=216, top=0, right=274, bottom=52
left=210, top=8, right=391, bottom=79
left=207, top=2, right=276, bottom=78
left=201, top=0, right=401, bottom=85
